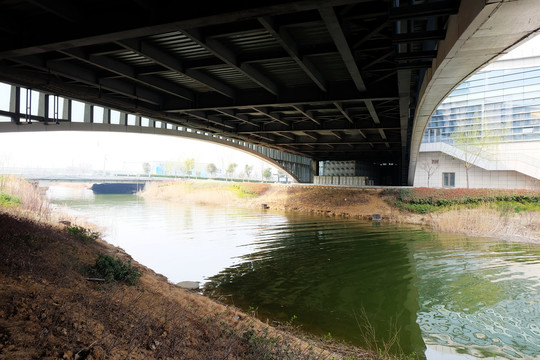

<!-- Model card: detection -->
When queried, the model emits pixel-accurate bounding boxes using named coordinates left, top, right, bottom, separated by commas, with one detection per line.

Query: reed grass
left=426, top=206, right=540, bottom=240
left=0, top=175, right=52, bottom=220
left=141, top=180, right=254, bottom=205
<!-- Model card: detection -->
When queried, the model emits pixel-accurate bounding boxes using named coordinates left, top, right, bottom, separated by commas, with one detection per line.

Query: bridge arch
left=408, top=0, right=540, bottom=185
left=0, top=85, right=313, bottom=183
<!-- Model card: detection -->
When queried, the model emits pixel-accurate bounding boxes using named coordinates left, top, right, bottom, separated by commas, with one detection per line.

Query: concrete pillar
left=38, top=92, right=48, bottom=122
left=63, top=99, right=72, bottom=121
left=103, top=108, right=111, bottom=124
left=312, top=160, right=319, bottom=177
left=135, top=116, right=141, bottom=126
left=119, top=112, right=127, bottom=125
left=9, top=86, right=20, bottom=123
left=83, top=104, right=93, bottom=123
left=50, top=95, right=60, bottom=123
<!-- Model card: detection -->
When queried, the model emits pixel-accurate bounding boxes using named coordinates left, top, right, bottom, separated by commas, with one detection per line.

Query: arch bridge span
left=0, top=86, right=313, bottom=183
left=1, top=1, right=540, bottom=185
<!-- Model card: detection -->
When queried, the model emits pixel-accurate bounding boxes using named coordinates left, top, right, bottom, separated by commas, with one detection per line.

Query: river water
left=47, top=185, right=540, bottom=359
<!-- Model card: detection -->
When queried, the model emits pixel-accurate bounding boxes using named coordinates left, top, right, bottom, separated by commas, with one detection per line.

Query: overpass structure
left=0, top=0, right=539, bottom=184
left=0, top=95, right=314, bottom=182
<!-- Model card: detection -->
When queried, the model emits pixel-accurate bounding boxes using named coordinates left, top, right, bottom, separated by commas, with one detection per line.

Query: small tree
left=244, top=164, right=253, bottom=180
left=165, top=160, right=182, bottom=177
left=226, top=163, right=237, bottom=180
left=206, top=163, right=217, bottom=178
left=183, top=158, right=195, bottom=177
left=451, top=114, right=500, bottom=188
left=419, top=160, right=439, bottom=188
left=262, top=168, right=272, bottom=181
left=142, top=162, right=151, bottom=176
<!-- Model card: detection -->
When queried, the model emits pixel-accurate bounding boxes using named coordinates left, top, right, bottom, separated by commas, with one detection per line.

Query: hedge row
left=381, top=188, right=540, bottom=207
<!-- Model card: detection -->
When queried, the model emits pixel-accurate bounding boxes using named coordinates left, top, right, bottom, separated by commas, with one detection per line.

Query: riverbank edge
left=0, top=209, right=388, bottom=360
left=141, top=180, right=540, bottom=244
left=0, top=178, right=393, bottom=360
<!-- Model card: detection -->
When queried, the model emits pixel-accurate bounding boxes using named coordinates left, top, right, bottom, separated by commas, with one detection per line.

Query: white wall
left=414, top=151, right=540, bottom=189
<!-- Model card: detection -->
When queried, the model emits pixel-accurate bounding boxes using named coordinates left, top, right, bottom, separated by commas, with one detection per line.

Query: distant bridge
left=27, top=175, right=158, bottom=184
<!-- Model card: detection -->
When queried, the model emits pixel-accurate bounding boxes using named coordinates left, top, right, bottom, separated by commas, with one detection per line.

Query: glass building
left=414, top=36, right=540, bottom=189
left=424, top=67, right=540, bottom=145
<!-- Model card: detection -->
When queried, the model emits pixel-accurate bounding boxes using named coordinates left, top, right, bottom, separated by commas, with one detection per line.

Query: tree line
left=142, top=158, right=274, bottom=181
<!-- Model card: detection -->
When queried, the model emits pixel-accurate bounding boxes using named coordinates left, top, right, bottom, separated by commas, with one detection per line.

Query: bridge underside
left=0, top=0, right=460, bottom=185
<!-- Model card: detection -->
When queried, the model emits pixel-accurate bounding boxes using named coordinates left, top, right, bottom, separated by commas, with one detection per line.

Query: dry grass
left=425, top=206, right=540, bottom=242
left=142, top=180, right=241, bottom=205
left=0, top=175, right=51, bottom=220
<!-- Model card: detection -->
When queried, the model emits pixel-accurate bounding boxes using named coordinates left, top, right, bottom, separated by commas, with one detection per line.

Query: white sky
left=1, top=33, right=539, bottom=174
left=0, top=130, right=275, bottom=174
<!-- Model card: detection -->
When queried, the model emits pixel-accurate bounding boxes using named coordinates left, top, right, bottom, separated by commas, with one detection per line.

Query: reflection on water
left=48, top=185, right=540, bottom=359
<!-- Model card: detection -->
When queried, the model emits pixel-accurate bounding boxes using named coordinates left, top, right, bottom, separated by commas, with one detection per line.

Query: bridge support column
left=83, top=104, right=93, bottom=123
left=62, top=98, right=71, bottom=121
left=312, top=160, right=319, bottom=177
left=9, top=86, right=20, bottom=123
left=103, top=108, right=111, bottom=124
left=119, top=112, right=127, bottom=125
left=38, top=92, right=48, bottom=122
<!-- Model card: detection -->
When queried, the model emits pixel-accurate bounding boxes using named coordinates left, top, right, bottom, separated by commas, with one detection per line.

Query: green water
left=48, top=185, right=540, bottom=359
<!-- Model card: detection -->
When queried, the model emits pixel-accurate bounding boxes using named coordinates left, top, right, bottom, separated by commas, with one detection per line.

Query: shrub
left=382, top=187, right=540, bottom=214
left=404, top=203, right=437, bottom=214
left=229, top=184, right=260, bottom=198
left=67, top=225, right=100, bottom=243
left=88, top=253, right=142, bottom=285
left=0, top=191, right=21, bottom=207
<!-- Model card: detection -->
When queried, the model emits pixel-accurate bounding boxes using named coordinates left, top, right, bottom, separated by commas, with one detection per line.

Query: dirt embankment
left=0, top=212, right=378, bottom=360
left=142, top=181, right=540, bottom=243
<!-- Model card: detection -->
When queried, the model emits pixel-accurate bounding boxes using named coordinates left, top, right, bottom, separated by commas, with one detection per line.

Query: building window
left=432, top=159, right=439, bottom=164
left=443, top=172, right=455, bottom=187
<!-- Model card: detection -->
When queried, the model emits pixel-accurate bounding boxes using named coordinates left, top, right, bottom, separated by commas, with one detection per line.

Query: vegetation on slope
left=0, top=177, right=402, bottom=360
left=382, top=187, right=540, bottom=214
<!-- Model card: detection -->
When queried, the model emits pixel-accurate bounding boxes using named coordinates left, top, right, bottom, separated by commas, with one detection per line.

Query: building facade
left=414, top=37, right=540, bottom=189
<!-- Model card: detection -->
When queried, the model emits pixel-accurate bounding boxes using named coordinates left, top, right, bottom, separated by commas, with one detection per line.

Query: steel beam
left=118, top=39, right=236, bottom=99
left=259, top=16, right=327, bottom=92
left=320, top=6, right=367, bottom=92
left=183, top=29, right=279, bottom=96
left=60, top=48, right=196, bottom=102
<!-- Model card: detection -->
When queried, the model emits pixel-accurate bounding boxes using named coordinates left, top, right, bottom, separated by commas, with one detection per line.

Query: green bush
left=404, top=203, right=437, bottom=214
left=67, top=225, right=100, bottom=243
left=0, top=191, right=21, bottom=207
left=228, top=184, right=259, bottom=198
left=89, top=253, right=142, bottom=285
